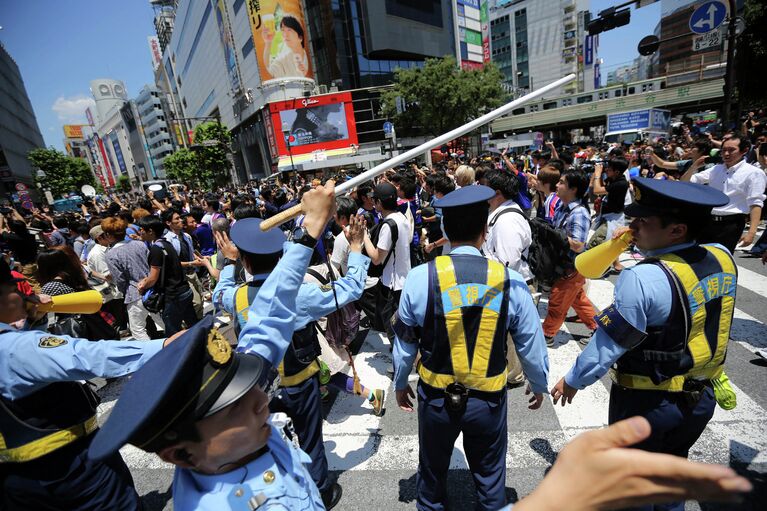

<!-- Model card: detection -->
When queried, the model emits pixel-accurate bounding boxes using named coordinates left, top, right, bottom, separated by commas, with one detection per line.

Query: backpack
left=306, top=267, right=360, bottom=348
left=489, top=207, right=572, bottom=285
left=365, top=218, right=398, bottom=278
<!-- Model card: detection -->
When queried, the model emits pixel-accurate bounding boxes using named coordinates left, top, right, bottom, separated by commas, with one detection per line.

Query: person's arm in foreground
left=513, top=416, right=752, bottom=511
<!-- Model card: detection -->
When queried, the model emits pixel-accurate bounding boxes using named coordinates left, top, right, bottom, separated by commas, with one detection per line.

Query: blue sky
left=0, top=0, right=660, bottom=151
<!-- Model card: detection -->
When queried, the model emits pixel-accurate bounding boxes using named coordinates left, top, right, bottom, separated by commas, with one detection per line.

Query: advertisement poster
left=63, top=125, right=85, bottom=139
left=245, top=0, right=314, bottom=81
left=213, top=0, right=241, bottom=92
left=268, top=92, right=357, bottom=157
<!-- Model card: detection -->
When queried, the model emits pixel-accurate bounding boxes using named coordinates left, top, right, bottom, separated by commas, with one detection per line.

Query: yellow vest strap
left=0, top=415, right=98, bottom=463
left=417, top=361, right=507, bottom=393
left=279, top=359, right=321, bottom=387
left=611, top=366, right=723, bottom=392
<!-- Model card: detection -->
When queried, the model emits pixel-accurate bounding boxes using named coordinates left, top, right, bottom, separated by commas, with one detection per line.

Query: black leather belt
left=711, top=214, right=747, bottom=223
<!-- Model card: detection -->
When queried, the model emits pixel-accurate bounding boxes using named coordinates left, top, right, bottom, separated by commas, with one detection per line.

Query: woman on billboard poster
left=261, top=12, right=311, bottom=79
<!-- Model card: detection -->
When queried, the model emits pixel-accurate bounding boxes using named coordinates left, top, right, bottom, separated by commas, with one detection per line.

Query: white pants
left=126, top=299, right=165, bottom=340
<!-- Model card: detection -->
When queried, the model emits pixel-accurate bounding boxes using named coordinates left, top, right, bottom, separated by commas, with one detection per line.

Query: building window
left=182, top=2, right=213, bottom=77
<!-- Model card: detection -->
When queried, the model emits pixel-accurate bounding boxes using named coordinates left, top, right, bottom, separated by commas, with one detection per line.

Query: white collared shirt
left=690, top=159, right=767, bottom=215
left=483, top=200, right=533, bottom=281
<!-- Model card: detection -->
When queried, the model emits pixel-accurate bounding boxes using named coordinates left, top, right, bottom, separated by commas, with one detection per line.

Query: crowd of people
left=0, top=119, right=764, bottom=511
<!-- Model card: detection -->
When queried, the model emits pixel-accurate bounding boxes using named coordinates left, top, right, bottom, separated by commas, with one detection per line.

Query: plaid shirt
left=554, top=201, right=591, bottom=261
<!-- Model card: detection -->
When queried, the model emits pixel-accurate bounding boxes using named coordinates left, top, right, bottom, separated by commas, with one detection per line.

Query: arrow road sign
left=689, top=1, right=727, bottom=34
left=383, top=121, right=394, bottom=135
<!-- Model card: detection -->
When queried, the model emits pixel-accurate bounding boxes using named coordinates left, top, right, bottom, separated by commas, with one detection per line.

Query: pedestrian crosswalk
left=102, top=252, right=767, bottom=510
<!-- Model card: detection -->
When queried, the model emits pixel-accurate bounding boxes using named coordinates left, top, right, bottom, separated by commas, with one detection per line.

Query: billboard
left=480, top=0, right=490, bottom=63
left=268, top=92, right=357, bottom=158
left=148, top=36, right=162, bottom=71
left=63, top=125, right=85, bottom=139
left=213, top=0, right=241, bottom=92
left=245, top=0, right=314, bottom=81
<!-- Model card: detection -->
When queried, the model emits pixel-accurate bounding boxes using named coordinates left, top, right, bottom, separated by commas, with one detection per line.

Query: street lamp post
left=281, top=122, right=297, bottom=177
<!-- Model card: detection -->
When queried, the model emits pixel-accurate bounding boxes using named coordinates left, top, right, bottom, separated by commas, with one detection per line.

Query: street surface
left=98, top=236, right=767, bottom=511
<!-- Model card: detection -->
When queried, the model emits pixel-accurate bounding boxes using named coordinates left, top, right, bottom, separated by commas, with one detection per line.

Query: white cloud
left=51, top=95, right=95, bottom=124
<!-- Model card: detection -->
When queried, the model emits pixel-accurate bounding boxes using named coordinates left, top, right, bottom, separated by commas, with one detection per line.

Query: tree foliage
left=164, top=122, right=232, bottom=188
left=163, top=148, right=199, bottom=185
left=380, top=56, right=507, bottom=137
left=735, top=0, right=767, bottom=107
left=28, top=147, right=95, bottom=197
left=117, top=174, right=132, bottom=192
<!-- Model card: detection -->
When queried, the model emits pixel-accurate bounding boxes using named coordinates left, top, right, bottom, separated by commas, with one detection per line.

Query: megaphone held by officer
left=575, top=232, right=633, bottom=279
left=37, top=290, right=103, bottom=315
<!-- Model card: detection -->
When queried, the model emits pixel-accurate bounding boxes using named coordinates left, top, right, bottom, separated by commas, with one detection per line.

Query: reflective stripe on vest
left=617, top=245, right=736, bottom=391
left=236, top=284, right=319, bottom=387
left=0, top=415, right=98, bottom=463
left=417, top=255, right=508, bottom=392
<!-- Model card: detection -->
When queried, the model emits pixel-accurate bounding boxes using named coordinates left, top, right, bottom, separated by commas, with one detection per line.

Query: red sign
left=461, top=60, right=484, bottom=71
left=14, top=183, right=27, bottom=191
left=262, top=109, right=278, bottom=161
left=96, top=137, right=115, bottom=187
left=267, top=92, right=358, bottom=159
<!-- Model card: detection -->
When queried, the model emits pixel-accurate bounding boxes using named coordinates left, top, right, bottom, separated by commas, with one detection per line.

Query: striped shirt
left=542, top=192, right=561, bottom=225
left=105, top=239, right=151, bottom=304
left=554, top=201, right=591, bottom=262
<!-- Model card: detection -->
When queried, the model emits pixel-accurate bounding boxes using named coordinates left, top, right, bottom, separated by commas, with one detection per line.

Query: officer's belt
left=279, top=359, right=321, bottom=388
left=417, top=360, right=508, bottom=393
left=0, top=415, right=98, bottom=463
left=610, top=366, right=722, bottom=392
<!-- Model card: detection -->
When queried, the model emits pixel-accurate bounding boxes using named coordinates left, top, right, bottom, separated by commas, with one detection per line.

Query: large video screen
left=268, top=92, right=358, bottom=158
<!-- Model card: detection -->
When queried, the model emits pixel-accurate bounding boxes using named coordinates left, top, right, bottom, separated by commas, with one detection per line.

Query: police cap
left=230, top=217, right=287, bottom=255
left=433, top=185, right=495, bottom=209
left=625, top=177, right=728, bottom=218
left=88, top=315, right=279, bottom=460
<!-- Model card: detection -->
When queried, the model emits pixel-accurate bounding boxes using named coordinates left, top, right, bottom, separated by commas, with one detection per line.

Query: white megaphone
left=81, top=184, right=96, bottom=197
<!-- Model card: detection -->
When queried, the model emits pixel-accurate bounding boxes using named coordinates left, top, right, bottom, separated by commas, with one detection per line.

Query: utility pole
left=721, top=0, right=737, bottom=127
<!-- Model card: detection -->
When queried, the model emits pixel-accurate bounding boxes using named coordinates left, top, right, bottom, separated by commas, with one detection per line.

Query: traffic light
left=587, top=7, right=631, bottom=36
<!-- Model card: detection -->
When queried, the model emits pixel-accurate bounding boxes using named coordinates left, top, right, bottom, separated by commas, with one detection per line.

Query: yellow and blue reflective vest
left=417, top=255, right=510, bottom=393
left=615, top=244, right=736, bottom=391
left=0, top=381, right=98, bottom=463
left=234, top=283, right=321, bottom=388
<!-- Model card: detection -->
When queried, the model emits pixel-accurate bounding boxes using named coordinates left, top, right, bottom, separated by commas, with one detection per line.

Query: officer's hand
left=514, top=416, right=752, bottom=511
left=214, top=231, right=240, bottom=261
left=525, top=384, right=544, bottom=410
left=551, top=377, right=578, bottom=407
left=302, top=180, right=336, bottom=240
left=396, top=385, right=415, bottom=412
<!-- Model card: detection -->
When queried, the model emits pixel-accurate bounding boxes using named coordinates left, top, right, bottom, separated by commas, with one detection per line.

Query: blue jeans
left=161, top=287, right=197, bottom=336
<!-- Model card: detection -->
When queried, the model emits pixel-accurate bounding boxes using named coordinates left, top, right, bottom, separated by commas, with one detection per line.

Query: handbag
left=142, top=241, right=167, bottom=314
left=50, top=312, right=119, bottom=341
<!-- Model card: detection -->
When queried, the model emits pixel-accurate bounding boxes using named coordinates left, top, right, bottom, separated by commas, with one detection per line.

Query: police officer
left=0, top=259, right=174, bottom=510
left=392, top=185, right=549, bottom=511
left=90, top=182, right=338, bottom=510
left=550, top=177, right=734, bottom=511
left=211, top=207, right=370, bottom=509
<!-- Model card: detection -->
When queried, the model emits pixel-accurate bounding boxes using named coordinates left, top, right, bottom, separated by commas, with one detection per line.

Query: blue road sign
left=689, top=1, right=727, bottom=34
left=383, top=121, right=394, bottom=135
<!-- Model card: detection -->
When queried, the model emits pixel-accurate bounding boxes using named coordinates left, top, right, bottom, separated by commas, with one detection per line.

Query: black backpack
left=488, top=207, right=572, bottom=285
left=365, top=218, right=398, bottom=278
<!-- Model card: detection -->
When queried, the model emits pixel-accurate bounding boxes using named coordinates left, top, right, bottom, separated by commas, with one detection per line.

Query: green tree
left=28, top=147, right=95, bottom=197
left=163, top=148, right=199, bottom=185
left=735, top=0, right=767, bottom=107
left=117, top=174, right=132, bottom=192
left=193, top=121, right=232, bottom=188
left=380, top=56, right=507, bottom=138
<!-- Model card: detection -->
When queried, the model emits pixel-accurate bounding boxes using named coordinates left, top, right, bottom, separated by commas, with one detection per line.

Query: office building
left=489, top=0, right=597, bottom=96
left=135, top=85, right=175, bottom=178
left=651, top=0, right=727, bottom=78
left=0, top=42, right=46, bottom=196
left=606, top=56, right=650, bottom=85
left=88, top=79, right=152, bottom=189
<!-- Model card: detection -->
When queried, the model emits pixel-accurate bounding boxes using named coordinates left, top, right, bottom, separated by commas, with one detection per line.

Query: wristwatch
left=292, top=226, right=318, bottom=248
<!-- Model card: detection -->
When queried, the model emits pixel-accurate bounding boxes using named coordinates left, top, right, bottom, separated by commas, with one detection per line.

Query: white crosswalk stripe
left=100, top=258, right=767, bottom=509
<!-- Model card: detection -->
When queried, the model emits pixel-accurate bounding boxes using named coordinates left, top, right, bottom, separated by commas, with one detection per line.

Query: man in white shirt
left=481, top=169, right=533, bottom=388
left=362, top=182, right=411, bottom=344
left=682, top=135, right=767, bottom=253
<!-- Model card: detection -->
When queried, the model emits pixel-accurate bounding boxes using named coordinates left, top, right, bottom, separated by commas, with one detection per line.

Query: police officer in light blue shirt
left=0, top=259, right=168, bottom=511
left=392, top=185, right=549, bottom=511
left=90, top=181, right=340, bottom=511
left=551, top=178, right=735, bottom=511
left=211, top=212, right=369, bottom=510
